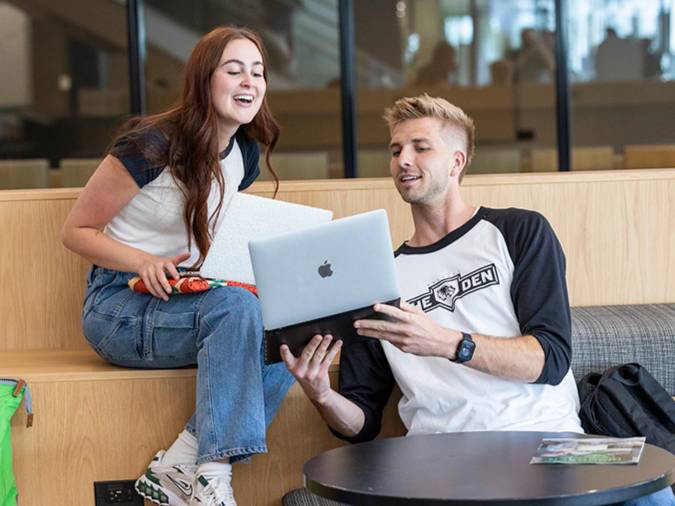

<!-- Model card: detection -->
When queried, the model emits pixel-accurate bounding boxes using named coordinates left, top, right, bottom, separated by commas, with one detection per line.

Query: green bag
left=0, top=379, right=33, bottom=506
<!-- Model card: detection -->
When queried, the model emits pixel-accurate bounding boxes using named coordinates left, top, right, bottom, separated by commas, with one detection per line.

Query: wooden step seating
left=58, top=158, right=100, bottom=188
left=355, top=147, right=525, bottom=177
left=530, top=146, right=616, bottom=172
left=357, top=149, right=390, bottom=177
left=624, top=144, right=675, bottom=169
left=0, top=159, right=49, bottom=189
left=3, top=169, right=675, bottom=505
left=6, top=349, right=404, bottom=506
left=258, top=152, right=330, bottom=181
left=470, top=147, right=521, bottom=174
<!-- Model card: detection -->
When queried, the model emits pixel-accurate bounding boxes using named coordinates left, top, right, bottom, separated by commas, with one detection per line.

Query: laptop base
left=264, top=298, right=401, bottom=364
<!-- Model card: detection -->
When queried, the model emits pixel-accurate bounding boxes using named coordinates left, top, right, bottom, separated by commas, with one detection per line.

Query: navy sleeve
left=331, top=337, right=396, bottom=443
left=236, top=131, right=260, bottom=191
left=109, top=127, right=166, bottom=188
left=486, top=208, right=572, bottom=385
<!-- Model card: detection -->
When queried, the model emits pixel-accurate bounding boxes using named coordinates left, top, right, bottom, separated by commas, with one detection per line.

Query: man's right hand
left=281, top=335, right=342, bottom=404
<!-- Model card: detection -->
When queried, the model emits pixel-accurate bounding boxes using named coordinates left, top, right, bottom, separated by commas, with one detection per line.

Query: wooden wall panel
left=1, top=169, right=674, bottom=352
left=459, top=172, right=675, bottom=306
left=0, top=195, right=90, bottom=351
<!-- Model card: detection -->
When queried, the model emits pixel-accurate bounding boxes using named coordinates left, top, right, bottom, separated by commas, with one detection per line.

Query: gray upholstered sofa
left=284, top=304, right=675, bottom=505
left=571, top=304, right=675, bottom=396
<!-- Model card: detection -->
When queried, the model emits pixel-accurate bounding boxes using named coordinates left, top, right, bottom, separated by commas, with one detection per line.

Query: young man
left=283, top=93, right=580, bottom=436
left=282, top=95, right=674, bottom=505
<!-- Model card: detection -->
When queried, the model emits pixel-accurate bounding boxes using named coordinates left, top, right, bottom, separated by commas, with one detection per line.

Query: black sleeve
left=487, top=208, right=572, bottom=385
left=331, top=337, right=396, bottom=443
left=109, top=127, right=166, bottom=188
left=236, top=131, right=260, bottom=191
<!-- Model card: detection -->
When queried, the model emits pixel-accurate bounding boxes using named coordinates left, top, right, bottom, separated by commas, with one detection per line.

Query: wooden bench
left=0, top=159, right=49, bottom=189
left=624, top=144, right=675, bottom=169
left=529, top=146, right=616, bottom=171
left=3, top=169, right=675, bottom=505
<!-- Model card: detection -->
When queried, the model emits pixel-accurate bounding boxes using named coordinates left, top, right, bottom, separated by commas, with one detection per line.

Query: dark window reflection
left=144, top=0, right=341, bottom=180
left=355, top=0, right=557, bottom=177
left=0, top=0, right=130, bottom=188
left=569, top=0, right=675, bottom=168
left=2, top=0, right=674, bottom=188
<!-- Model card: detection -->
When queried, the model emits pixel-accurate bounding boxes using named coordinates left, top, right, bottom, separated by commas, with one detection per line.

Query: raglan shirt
left=335, top=207, right=583, bottom=443
left=106, top=127, right=260, bottom=267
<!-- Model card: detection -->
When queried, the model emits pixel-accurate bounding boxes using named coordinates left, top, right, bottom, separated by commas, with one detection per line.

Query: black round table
left=303, top=432, right=675, bottom=505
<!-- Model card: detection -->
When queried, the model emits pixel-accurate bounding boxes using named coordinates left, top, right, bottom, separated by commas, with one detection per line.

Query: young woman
left=61, top=26, right=294, bottom=506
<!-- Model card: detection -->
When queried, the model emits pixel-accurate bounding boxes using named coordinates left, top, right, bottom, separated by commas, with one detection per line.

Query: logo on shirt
left=408, top=264, right=499, bottom=312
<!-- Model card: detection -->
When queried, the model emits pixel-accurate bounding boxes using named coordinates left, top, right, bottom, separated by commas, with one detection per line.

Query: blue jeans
left=619, top=487, right=675, bottom=506
left=82, top=266, right=295, bottom=464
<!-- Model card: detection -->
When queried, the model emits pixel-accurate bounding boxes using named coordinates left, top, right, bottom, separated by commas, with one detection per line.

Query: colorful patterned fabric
left=128, top=276, right=258, bottom=297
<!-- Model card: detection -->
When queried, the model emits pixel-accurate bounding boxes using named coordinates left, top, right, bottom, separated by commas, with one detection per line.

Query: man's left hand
left=354, top=301, right=461, bottom=359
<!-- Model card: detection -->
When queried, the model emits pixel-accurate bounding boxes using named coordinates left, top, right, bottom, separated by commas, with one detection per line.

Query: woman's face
left=211, top=38, right=267, bottom=130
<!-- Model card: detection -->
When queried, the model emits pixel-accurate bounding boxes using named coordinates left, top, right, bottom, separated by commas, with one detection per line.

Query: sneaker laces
left=200, top=476, right=236, bottom=506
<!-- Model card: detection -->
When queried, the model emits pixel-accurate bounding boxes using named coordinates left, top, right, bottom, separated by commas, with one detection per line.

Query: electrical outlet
left=94, top=480, right=143, bottom=505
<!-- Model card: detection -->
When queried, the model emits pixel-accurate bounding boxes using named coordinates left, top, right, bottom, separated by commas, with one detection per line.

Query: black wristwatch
left=450, top=332, right=475, bottom=363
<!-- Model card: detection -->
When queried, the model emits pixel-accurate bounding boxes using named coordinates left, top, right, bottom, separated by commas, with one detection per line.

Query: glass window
left=567, top=0, right=675, bottom=170
left=6, top=0, right=673, bottom=187
left=354, top=0, right=558, bottom=177
left=144, top=0, right=341, bottom=180
left=0, top=0, right=130, bottom=189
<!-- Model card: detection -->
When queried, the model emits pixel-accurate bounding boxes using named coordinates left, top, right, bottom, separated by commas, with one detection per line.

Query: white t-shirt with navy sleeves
left=334, top=207, right=583, bottom=443
left=106, top=128, right=260, bottom=267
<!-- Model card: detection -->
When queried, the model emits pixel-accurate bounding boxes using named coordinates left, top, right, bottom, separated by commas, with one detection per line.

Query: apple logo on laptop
left=318, top=260, right=333, bottom=278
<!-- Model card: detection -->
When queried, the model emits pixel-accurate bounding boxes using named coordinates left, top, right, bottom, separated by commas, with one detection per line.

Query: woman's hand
left=281, top=335, right=342, bottom=404
left=135, top=252, right=191, bottom=301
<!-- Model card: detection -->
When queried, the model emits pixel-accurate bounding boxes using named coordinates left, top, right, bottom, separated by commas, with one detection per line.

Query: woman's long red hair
left=112, top=26, right=280, bottom=269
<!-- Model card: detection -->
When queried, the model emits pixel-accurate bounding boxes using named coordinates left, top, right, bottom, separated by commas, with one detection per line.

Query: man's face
left=389, top=117, right=466, bottom=206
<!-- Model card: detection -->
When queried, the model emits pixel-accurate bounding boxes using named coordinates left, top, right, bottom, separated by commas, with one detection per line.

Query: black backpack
left=577, top=363, right=675, bottom=454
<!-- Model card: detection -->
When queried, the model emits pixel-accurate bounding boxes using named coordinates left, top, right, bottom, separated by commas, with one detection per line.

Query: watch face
left=451, top=334, right=475, bottom=363
left=457, top=338, right=476, bottom=362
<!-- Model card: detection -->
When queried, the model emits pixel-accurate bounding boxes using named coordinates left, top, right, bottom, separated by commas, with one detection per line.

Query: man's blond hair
left=383, top=94, right=475, bottom=181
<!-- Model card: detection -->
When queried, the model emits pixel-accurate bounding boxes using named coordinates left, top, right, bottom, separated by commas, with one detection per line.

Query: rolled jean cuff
left=196, top=443, right=268, bottom=465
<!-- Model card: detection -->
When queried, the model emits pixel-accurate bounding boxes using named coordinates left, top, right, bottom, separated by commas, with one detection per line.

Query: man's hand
left=354, top=301, right=462, bottom=359
left=281, top=335, right=342, bottom=404
left=281, top=335, right=366, bottom=437
left=357, top=302, right=546, bottom=382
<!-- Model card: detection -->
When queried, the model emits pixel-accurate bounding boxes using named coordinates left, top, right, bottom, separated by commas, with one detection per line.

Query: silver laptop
left=248, top=209, right=401, bottom=363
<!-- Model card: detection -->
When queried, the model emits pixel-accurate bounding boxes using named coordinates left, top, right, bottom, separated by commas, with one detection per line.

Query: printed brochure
left=530, top=437, right=646, bottom=464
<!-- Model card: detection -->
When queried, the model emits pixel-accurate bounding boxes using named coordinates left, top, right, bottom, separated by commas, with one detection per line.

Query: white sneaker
left=135, top=450, right=197, bottom=506
left=189, top=474, right=237, bottom=506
